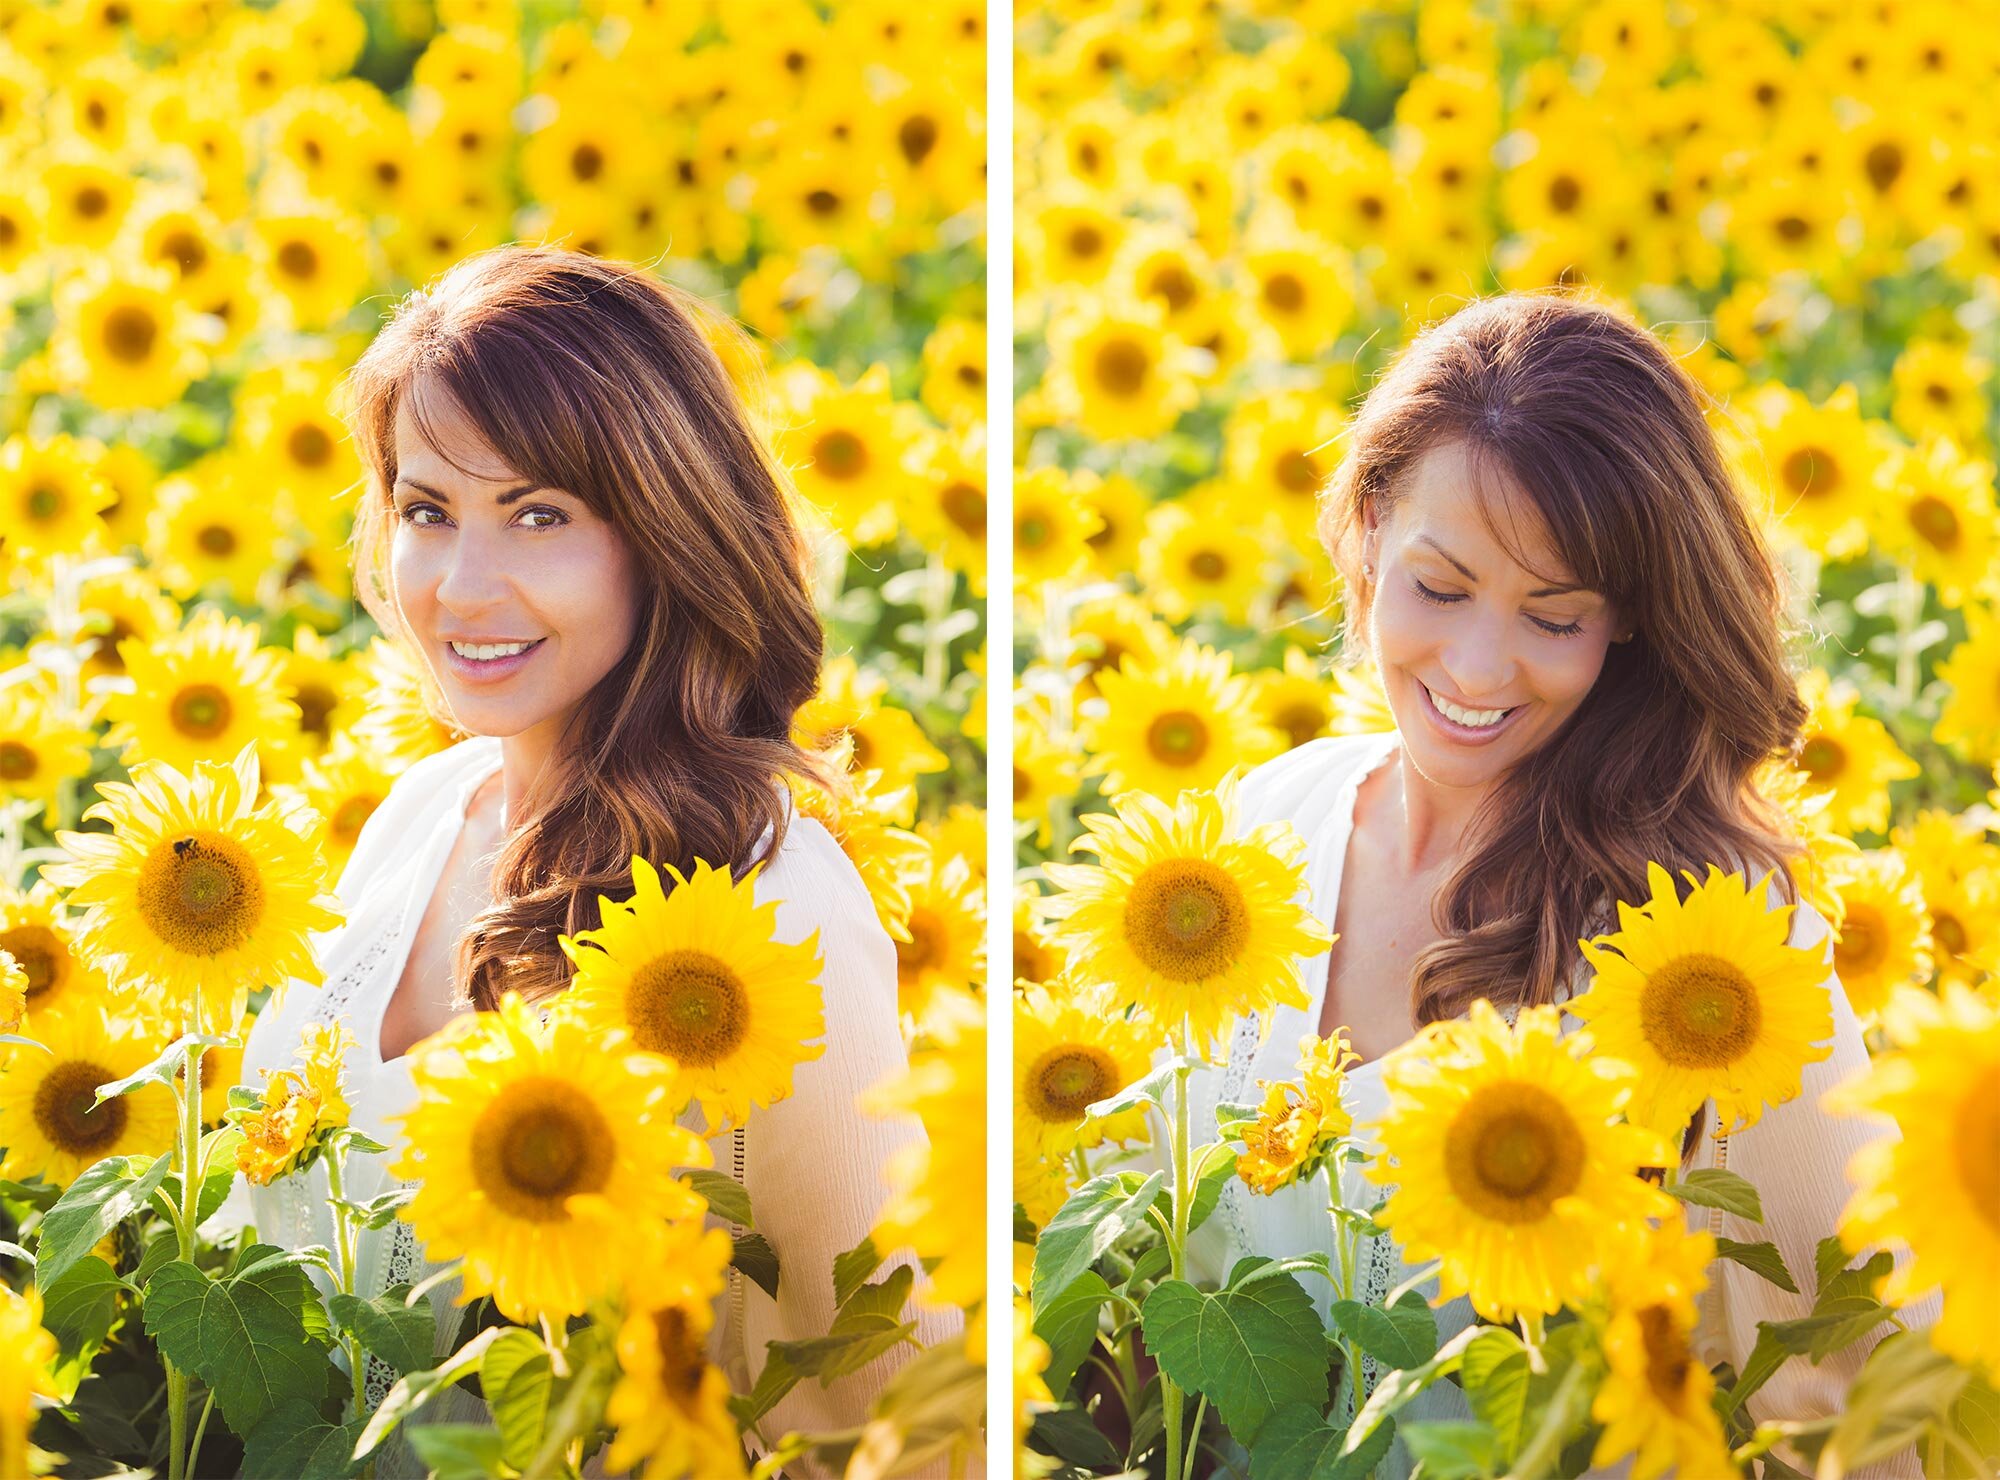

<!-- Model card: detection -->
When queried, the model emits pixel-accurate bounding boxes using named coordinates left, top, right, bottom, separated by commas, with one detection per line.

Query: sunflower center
left=0, top=928, right=59, bottom=1000
left=1832, top=904, right=1888, bottom=977
left=570, top=142, right=604, bottom=181
left=170, top=683, right=234, bottom=739
left=814, top=430, right=867, bottom=479
left=1145, top=709, right=1209, bottom=766
left=1933, top=911, right=1966, bottom=956
left=941, top=481, right=985, bottom=535
left=277, top=239, right=319, bottom=281
left=896, top=907, right=944, bottom=980
left=1012, top=764, right=1031, bottom=803
left=288, top=424, right=334, bottom=468
left=1908, top=495, right=1960, bottom=550
left=1125, top=857, right=1250, bottom=981
left=1188, top=550, right=1227, bottom=581
left=1797, top=735, right=1846, bottom=781
left=330, top=795, right=380, bottom=849
left=1954, top=1081, right=2000, bottom=1233
left=197, top=523, right=237, bottom=557
left=159, top=229, right=207, bottom=275
left=1276, top=703, right=1325, bottom=748
left=103, top=304, right=159, bottom=363
left=470, top=1076, right=615, bottom=1221
left=1092, top=338, right=1150, bottom=398
left=26, top=484, right=64, bottom=521
left=1444, top=1081, right=1585, bottom=1223
left=898, top=115, right=938, bottom=166
left=1638, top=1304, right=1696, bottom=1409
left=1262, top=272, right=1305, bottom=313
left=1026, top=1045, right=1119, bottom=1123
left=134, top=831, right=266, bottom=957
left=625, top=950, right=750, bottom=1066
left=1638, top=952, right=1763, bottom=1067
left=1276, top=449, right=1320, bottom=494
left=1017, top=511, right=1052, bottom=550
left=650, top=1305, right=708, bottom=1407
left=295, top=683, right=337, bottom=738
left=0, top=741, right=37, bottom=780
left=804, top=188, right=841, bottom=218
left=33, top=1059, right=127, bottom=1155
left=1864, top=142, right=1904, bottom=193
left=1780, top=446, right=1838, bottom=499
left=1146, top=264, right=1197, bottom=312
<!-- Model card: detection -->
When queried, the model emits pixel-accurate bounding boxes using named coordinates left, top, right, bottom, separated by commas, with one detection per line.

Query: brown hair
left=1320, top=291, right=1810, bottom=1164
left=343, top=245, right=841, bottom=1009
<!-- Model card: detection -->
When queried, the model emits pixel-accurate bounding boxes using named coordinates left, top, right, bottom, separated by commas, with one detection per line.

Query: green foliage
left=329, top=1286, right=436, bottom=1378
left=1327, top=1290, right=1439, bottom=1372
left=1141, top=1264, right=1328, bottom=1444
left=1250, top=1404, right=1398, bottom=1480
left=1031, top=1170, right=1166, bottom=1310
left=34, top=1154, right=169, bottom=1289
left=1666, top=1168, right=1765, bottom=1223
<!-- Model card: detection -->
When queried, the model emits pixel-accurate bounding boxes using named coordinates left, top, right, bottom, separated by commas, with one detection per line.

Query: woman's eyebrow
left=1414, top=533, right=1584, bottom=598
left=392, top=477, right=547, bottom=505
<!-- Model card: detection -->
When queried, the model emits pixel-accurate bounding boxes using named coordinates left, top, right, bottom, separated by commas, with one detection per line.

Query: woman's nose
left=1437, top=623, right=1517, bottom=702
left=432, top=529, right=509, bottom=613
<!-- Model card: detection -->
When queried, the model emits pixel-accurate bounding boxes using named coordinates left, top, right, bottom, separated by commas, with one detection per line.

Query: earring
left=1362, top=562, right=1374, bottom=578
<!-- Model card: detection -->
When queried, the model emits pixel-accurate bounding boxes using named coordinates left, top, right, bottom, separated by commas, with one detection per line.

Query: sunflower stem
left=1894, top=560, right=1922, bottom=707
left=166, top=1033, right=206, bottom=1480
left=1334, top=1198, right=1364, bottom=1424
left=921, top=548, right=952, bottom=698
left=324, top=1146, right=366, bottom=1424
left=186, top=1388, right=215, bottom=1476
left=1162, top=1048, right=1193, bottom=1480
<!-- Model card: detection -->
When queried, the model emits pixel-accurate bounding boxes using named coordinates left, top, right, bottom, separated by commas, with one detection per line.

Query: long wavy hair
left=343, top=245, right=840, bottom=1010
left=1319, top=292, right=1811, bottom=1160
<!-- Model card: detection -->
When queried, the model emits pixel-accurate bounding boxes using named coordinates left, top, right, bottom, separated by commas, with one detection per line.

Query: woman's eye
left=1416, top=578, right=1585, bottom=637
left=1532, top=615, right=1586, bottom=638
left=518, top=506, right=568, bottom=530
left=401, top=503, right=446, bottom=527
left=1412, top=579, right=1464, bottom=606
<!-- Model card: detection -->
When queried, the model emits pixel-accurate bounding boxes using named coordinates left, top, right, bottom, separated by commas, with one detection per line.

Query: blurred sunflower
left=1868, top=437, right=1999, bottom=609
left=0, top=684, right=94, bottom=814
left=1589, top=1221, right=1731, bottom=1480
left=1751, top=384, right=1880, bottom=562
left=1254, top=646, right=1337, bottom=750
left=1936, top=605, right=2000, bottom=763
left=1013, top=464, right=1104, bottom=590
left=604, top=1225, right=746, bottom=1480
left=1824, top=848, right=1934, bottom=1018
left=0, top=433, right=115, bottom=571
left=0, top=1285, right=58, bottom=1480
left=0, top=881, right=105, bottom=1027
left=1137, top=491, right=1272, bottom=627
left=0, top=1005, right=176, bottom=1188
left=1791, top=668, right=1919, bottom=835
left=49, top=267, right=206, bottom=411
left=1042, top=297, right=1201, bottom=443
left=1079, top=638, right=1283, bottom=799
left=1238, top=1029, right=1360, bottom=1196
left=1014, top=982, right=1153, bottom=1156
left=892, top=851, right=986, bottom=1024
left=101, top=608, right=300, bottom=776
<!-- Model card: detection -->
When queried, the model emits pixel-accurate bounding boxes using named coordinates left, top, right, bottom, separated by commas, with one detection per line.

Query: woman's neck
left=1385, top=745, right=1496, bottom=877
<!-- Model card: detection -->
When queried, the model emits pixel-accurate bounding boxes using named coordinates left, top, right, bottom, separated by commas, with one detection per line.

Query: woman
left=1183, top=294, right=1936, bottom=1478
left=234, top=246, right=957, bottom=1475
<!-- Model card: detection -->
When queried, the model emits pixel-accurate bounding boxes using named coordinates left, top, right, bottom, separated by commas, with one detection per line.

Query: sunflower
left=784, top=767, right=925, bottom=935
left=1569, top=862, right=1835, bottom=1138
left=1824, top=848, right=1934, bottom=1018
left=1870, top=438, right=2000, bottom=610
left=1137, top=492, right=1272, bottom=626
left=1042, top=297, right=1201, bottom=443
left=1081, top=471, right=1149, bottom=580
left=43, top=156, right=134, bottom=249
left=1254, top=647, right=1337, bottom=751
left=278, top=736, right=395, bottom=871
left=1015, top=983, right=1153, bottom=1156
left=1013, top=883, right=1068, bottom=991
left=1937, top=604, right=2000, bottom=764
left=0, top=433, right=114, bottom=570
left=1242, top=235, right=1354, bottom=360
left=775, top=362, right=914, bottom=548
left=348, top=636, right=463, bottom=774
left=604, top=1224, right=746, bottom=1480
left=0, top=1285, right=57, bottom=1480
left=1750, top=383, right=1880, bottom=563
left=1238, top=1029, right=1361, bottom=1196
left=1013, top=708, right=1081, bottom=850
left=233, top=1020, right=353, bottom=1185
left=558, top=855, right=826, bottom=1134
left=1589, top=1222, right=1731, bottom=1480
left=44, top=743, right=342, bottom=1024
left=794, top=657, right=948, bottom=796
left=1079, top=638, right=1284, bottom=799
left=49, top=267, right=205, bottom=411
left=900, top=426, right=986, bottom=592
left=101, top=608, right=300, bottom=778
left=176, top=1010, right=249, bottom=1127
left=0, top=1005, right=176, bottom=1188
left=0, top=951, right=23, bottom=1036
left=145, top=466, right=285, bottom=608
left=254, top=210, right=370, bottom=330
left=1363, top=1000, right=1676, bottom=1324
left=1013, top=465, right=1105, bottom=589
left=892, top=852, right=987, bottom=1024
left=1893, top=810, right=2000, bottom=987
left=391, top=993, right=710, bottom=1325
left=1791, top=669, right=1919, bottom=835
left=1891, top=339, right=1991, bottom=450
left=0, top=684, right=94, bottom=814
left=1823, top=982, right=2000, bottom=1376
left=1036, top=772, right=1332, bottom=1055
left=0, top=881, right=106, bottom=1026
left=1222, top=390, right=1347, bottom=553
left=76, top=567, right=181, bottom=685
left=1067, top=590, right=1173, bottom=700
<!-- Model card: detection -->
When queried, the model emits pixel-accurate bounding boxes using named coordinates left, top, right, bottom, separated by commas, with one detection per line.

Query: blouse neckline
left=1304, top=731, right=1403, bottom=1080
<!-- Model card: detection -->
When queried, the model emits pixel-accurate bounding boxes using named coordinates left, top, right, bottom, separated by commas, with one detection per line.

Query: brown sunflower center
left=1832, top=904, right=1888, bottom=977
left=1780, top=446, right=1839, bottom=499
left=1639, top=1303, right=1696, bottom=1408
left=288, top=424, right=334, bottom=468
left=33, top=1059, right=127, bottom=1155
left=1125, top=857, right=1250, bottom=981
left=804, top=188, right=841, bottom=218
left=1146, top=264, right=1197, bottom=312
left=625, top=949, right=750, bottom=1066
left=330, top=795, right=380, bottom=850
left=1797, top=735, right=1846, bottom=781
left=1908, top=495, right=1960, bottom=550
left=134, top=831, right=265, bottom=957
left=650, top=1305, right=708, bottom=1407
left=1145, top=709, right=1209, bottom=767
left=1262, top=272, right=1305, bottom=314
left=470, top=1076, right=615, bottom=1221
left=1639, top=952, right=1763, bottom=1068
left=941, top=481, right=985, bottom=535
left=1014, top=930, right=1055, bottom=987
left=1017, top=509, right=1053, bottom=550
left=1026, top=1045, right=1119, bottom=1123
left=0, top=927, right=60, bottom=1001
left=102, top=304, right=159, bottom=364
left=1275, top=703, right=1326, bottom=749
left=570, top=142, right=603, bottom=181
left=197, top=523, right=237, bottom=557
left=813, top=430, right=867, bottom=480
left=294, top=683, right=337, bottom=738
left=896, top=907, right=944, bottom=982
left=170, top=683, right=234, bottom=739
left=277, top=239, right=319, bottom=281
left=1864, top=142, right=1903, bottom=193
left=1933, top=911, right=1966, bottom=957
left=158, top=229, right=207, bottom=276
left=1092, top=337, right=1150, bottom=398
left=0, top=741, right=38, bottom=781
left=1188, top=550, right=1227, bottom=582
left=1444, top=1081, right=1585, bottom=1223
left=25, top=483, right=64, bottom=521
left=1954, top=1081, right=2000, bottom=1233
left=1276, top=449, right=1320, bottom=494
left=898, top=115, right=938, bottom=166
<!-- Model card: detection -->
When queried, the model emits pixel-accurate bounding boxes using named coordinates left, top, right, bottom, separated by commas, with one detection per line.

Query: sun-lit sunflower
left=1750, top=383, right=1880, bottom=563
left=1937, top=605, right=2000, bottom=765
left=1569, top=862, right=1835, bottom=1138
left=1015, top=982, right=1153, bottom=1156
left=1037, top=771, right=1332, bottom=1054
left=276, top=735, right=396, bottom=872
left=144, top=464, right=286, bottom=607
left=1754, top=757, right=1860, bottom=931
left=0, top=951, right=24, bottom=1036
left=1254, top=646, right=1338, bottom=750
left=918, top=316, right=987, bottom=428
left=1868, top=438, right=2000, bottom=609
left=1823, top=847, right=1934, bottom=1018
left=605, top=1224, right=746, bottom=1480
left=1013, top=464, right=1106, bottom=591
left=1893, top=810, right=2000, bottom=988
left=0, top=881, right=107, bottom=1027
left=254, top=210, right=370, bottom=330
left=775, top=362, right=916, bottom=548
left=889, top=851, right=987, bottom=1024
left=391, top=993, right=710, bottom=1325
left=232, top=1020, right=352, bottom=1185
left=1066, top=589, right=1173, bottom=700
left=44, top=743, right=342, bottom=1025
left=0, top=1284, right=58, bottom=1480
left=0, top=432, right=114, bottom=571
left=1080, top=638, right=1284, bottom=799
left=100, top=607, right=300, bottom=777
left=1791, top=669, right=1919, bottom=835
left=558, top=855, right=826, bottom=1134
left=1823, top=982, right=2000, bottom=1377
left=49, top=266, right=206, bottom=410
left=1043, top=296, right=1201, bottom=443
left=1589, top=1221, right=1731, bottom=1480
left=1890, top=339, right=1991, bottom=450
left=1137, top=492, right=1273, bottom=626
left=1364, top=1000, right=1677, bottom=1324
left=1238, top=1029, right=1361, bottom=1196
left=0, top=683, right=94, bottom=814
left=0, top=1004, right=176, bottom=1188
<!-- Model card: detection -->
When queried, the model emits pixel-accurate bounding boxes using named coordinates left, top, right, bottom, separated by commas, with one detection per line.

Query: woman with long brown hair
left=1181, top=292, right=1933, bottom=1478
left=235, top=245, right=955, bottom=1474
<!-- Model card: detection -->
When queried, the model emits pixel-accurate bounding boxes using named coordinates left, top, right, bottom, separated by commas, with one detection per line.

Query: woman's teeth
left=450, top=639, right=539, bottom=660
left=1426, top=683, right=1513, bottom=728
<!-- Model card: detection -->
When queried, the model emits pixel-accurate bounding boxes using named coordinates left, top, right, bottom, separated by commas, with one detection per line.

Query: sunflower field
left=0, top=1, right=987, bottom=1477
left=1013, top=1, right=2000, bottom=1476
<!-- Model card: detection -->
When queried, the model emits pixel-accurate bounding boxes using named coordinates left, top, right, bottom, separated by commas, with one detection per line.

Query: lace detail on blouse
left=362, top=1207, right=429, bottom=1411
left=310, top=931, right=399, bottom=1033
left=1214, top=1010, right=1265, bottom=1268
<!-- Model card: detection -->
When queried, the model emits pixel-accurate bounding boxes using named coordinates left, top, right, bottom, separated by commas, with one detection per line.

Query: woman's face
left=389, top=378, right=641, bottom=742
left=1364, top=439, right=1626, bottom=790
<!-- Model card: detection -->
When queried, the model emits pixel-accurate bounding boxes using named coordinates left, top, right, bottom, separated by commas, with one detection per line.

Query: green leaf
left=1085, top=1056, right=1195, bottom=1123
left=1820, top=1330, right=1968, bottom=1475
left=143, top=1257, right=334, bottom=1435
left=1667, top=1168, right=1763, bottom=1222
left=330, top=1287, right=436, bottom=1376
left=1398, top=1420, right=1500, bottom=1478
left=1142, top=1273, right=1327, bottom=1444
left=91, top=1032, right=228, bottom=1108
left=833, top=1234, right=882, bottom=1306
left=1764, top=1248, right=1895, bottom=1361
left=768, top=1314, right=916, bottom=1383
left=1031, top=1270, right=1111, bottom=1395
left=349, top=1185, right=418, bottom=1230
left=407, top=1424, right=508, bottom=1480
left=840, top=1264, right=915, bottom=1324
left=1185, top=1141, right=1238, bottom=1236
left=1346, top=1323, right=1484, bottom=1450
left=683, top=1168, right=754, bottom=1227
left=1813, top=1234, right=1853, bottom=1293
left=329, top=1127, right=390, bottom=1157
left=37, top=1254, right=121, bottom=1401
left=1936, top=1370, right=2000, bottom=1479
left=356, top=1326, right=505, bottom=1461
left=1716, top=1238, right=1798, bottom=1294
left=733, top=1231, right=780, bottom=1300
left=1027, top=1407, right=1122, bottom=1470
left=1031, top=1170, right=1165, bottom=1309
left=1329, top=1289, right=1438, bottom=1372
left=241, top=1401, right=364, bottom=1480
left=1460, top=1326, right=1531, bottom=1453
left=480, top=1326, right=553, bottom=1470
left=1216, top=1099, right=1263, bottom=1133
left=1249, top=1403, right=1397, bottom=1479
left=732, top=1345, right=803, bottom=1427
left=36, top=1153, right=170, bottom=1289
left=1725, top=1324, right=1793, bottom=1417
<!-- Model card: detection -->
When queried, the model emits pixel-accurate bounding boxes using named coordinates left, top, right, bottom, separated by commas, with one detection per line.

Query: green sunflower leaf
left=1249, top=1403, right=1398, bottom=1479
left=90, top=1032, right=229, bottom=1109
left=683, top=1168, right=754, bottom=1228
left=35, top=1152, right=170, bottom=1289
left=1667, top=1168, right=1763, bottom=1222
left=143, top=1256, right=335, bottom=1435
left=1142, top=1272, right=1327, bottom=1444
left=1031, top=1169, right=1165, bottom=1310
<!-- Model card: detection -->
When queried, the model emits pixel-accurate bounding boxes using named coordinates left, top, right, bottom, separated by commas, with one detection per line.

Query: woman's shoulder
left=332, top=735, right=500, bottom=894
left=1236, top=730, right=1396, bottom=832
left=748, top=800, right=893, bottom=956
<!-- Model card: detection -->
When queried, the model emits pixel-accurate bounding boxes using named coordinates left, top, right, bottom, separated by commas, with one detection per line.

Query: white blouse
left=1173, top=729, right=1936, bottom=1480
left=222, top=734, right=960, bottom=1477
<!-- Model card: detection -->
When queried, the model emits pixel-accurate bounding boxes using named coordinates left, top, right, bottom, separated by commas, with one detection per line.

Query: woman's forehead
left=1399, top=441, right=1582, bottom=588
left=394, top=378, right=522, bottom=485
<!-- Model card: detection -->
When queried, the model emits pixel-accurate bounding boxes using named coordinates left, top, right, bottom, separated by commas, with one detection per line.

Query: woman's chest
left=1318, top=863, right=1448, bottom=1062
left=377, top=822, right=497, bottom=1062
